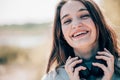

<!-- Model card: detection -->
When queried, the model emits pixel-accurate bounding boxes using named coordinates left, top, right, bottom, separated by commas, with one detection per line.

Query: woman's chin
left=71, top=41, right=94, bottom=49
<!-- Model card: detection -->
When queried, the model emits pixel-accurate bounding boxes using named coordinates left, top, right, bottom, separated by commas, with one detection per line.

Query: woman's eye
left=63, top=19, right=72, bottom=25
left=80, top=14, right=90, bottom=20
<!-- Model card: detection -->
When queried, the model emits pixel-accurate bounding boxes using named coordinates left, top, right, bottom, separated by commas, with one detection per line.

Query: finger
left=65, top=57, right=79, bottom=75
left=74, top=66, right=86, bottom=77
left=96, top=55, right=114, bottom=69
left=93, top=63, right=114, bottom=78
left=104, top=48, right=114, bottom=59
left=67, top=67, right=74, bottom=76
left=92, top=62, right=108, bottom=73
left=65, top=65, right=74, bottom=76
left=96, top=55, right=110, bottom=62
left=97, top=51, right=114, bottom=58
left=67, top=59, right=82, bottom=73
left=104, top=48, right=110, bottom=53
left=96, top=55, right=114, bottom=63
left=65, top=56, right=71, bottom=69
left=66, top=56, right=71, bottom=62
left=66, top=57, right=78, bottom=66
left=70, top=59, right=82, bottom=68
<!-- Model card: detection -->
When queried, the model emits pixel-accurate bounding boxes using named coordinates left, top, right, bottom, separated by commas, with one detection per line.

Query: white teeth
left=73, top=31, right=87, bottom=37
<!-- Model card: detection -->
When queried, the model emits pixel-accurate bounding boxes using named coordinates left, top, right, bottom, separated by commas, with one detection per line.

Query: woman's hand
left=92, top=48, right=114, bottom=80
left=65, top=56, right=86, bottom=80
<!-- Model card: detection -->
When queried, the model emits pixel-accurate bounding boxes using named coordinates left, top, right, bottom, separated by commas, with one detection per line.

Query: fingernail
left=97, top=52, right=100, bottom=54
left=97, top=51, right=100, bottom=53
left=68, top=56, right=71, bottom=59
left=95, top=56, right=99, bottom=59
left=104, top=48, right=107, bottom=51
left=75, top=57, right=78, bottom=59
left=83, top=67, right=86, bottom=70
left=79, top=59, right=82, bottom=62
left=92, top=63, right=95, bottom=65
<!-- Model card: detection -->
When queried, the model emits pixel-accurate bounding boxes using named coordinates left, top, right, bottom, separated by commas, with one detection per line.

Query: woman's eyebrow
left=78, top=8, right=88, bottom=12
left=61, top=14, right=69, bottom=20
left=61, top=8, right=87, bottom=20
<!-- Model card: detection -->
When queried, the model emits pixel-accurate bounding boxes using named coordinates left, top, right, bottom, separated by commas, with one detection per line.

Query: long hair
left=46, top=0, right=120, bottom=75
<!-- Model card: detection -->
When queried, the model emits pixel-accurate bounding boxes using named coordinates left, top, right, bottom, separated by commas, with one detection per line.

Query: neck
left=74, top=43, right=99, bottom=60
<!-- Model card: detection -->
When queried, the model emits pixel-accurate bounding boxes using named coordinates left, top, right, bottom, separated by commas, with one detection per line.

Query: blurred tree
left=0, top=46, right=29, bottom=64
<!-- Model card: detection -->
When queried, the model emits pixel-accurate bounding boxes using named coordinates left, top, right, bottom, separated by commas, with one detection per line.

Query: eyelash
left=63, top=19, right=72, bottom=25
left=80, top=14, right=90, bottom=19
left=63, top=14, right=90, bottom=25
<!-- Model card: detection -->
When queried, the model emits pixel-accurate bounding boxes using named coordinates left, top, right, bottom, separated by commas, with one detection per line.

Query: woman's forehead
left=60, top=1, right=87, bottom=18
left=62, top=1, right=86, bottom=10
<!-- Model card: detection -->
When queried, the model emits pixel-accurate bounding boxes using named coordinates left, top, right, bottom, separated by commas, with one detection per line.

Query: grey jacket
left=42, top=65, right=120, bottom=80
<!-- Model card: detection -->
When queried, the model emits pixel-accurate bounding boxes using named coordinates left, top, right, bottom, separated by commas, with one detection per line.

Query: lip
left=70, top=29, right=89, bottom=40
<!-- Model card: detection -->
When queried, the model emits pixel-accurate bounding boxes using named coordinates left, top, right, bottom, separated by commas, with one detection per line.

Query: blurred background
left=0, top=0, right=120, bottom=80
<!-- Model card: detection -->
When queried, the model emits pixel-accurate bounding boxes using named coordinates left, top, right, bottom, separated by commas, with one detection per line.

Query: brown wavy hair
left=46, top=0, right=120, bottom=75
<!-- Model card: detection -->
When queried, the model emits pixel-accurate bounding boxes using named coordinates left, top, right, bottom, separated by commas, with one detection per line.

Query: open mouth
left=71, top=31, right=89, bottom=40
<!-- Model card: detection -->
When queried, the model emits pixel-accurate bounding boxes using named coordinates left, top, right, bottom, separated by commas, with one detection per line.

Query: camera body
left=74, top=55, right=107, bottom=79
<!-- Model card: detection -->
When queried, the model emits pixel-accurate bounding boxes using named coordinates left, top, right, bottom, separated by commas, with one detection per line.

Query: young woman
left=42, top=0, right=120, bottom=80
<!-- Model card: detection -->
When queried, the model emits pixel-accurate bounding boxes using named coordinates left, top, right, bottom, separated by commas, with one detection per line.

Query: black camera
left=74, top=54, right=107, bottom=79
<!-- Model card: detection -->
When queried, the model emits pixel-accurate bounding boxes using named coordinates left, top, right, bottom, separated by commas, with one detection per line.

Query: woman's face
left=60, top=1, right=97, bottom=50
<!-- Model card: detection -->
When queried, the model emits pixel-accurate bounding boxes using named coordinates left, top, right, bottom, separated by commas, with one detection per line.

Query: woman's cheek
left=62, top=27, right=70, bottom=41
left=62, top=26, right=69, bottom=36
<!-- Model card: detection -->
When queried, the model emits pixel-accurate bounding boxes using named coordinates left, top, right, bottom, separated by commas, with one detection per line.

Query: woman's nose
left=72, top=19, right=82, bottom=29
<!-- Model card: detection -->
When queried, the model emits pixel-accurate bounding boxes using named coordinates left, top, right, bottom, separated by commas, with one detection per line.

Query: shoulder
left=41, top=66, right=69, bottom=80
left=41, top=70, right=56, bottom=80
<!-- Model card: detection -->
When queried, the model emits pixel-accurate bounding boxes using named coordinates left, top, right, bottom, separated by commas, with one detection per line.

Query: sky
left=0, top=0, right=101, bottom=25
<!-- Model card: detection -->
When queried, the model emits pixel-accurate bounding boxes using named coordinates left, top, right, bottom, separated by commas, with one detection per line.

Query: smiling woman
left=42, top=0, right=120, bottom=80
left=60, top=2, right=97, bottom=58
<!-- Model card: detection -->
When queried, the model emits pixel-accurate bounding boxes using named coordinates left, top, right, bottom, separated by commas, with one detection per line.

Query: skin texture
left=60, top=1, right=114, bottom=80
